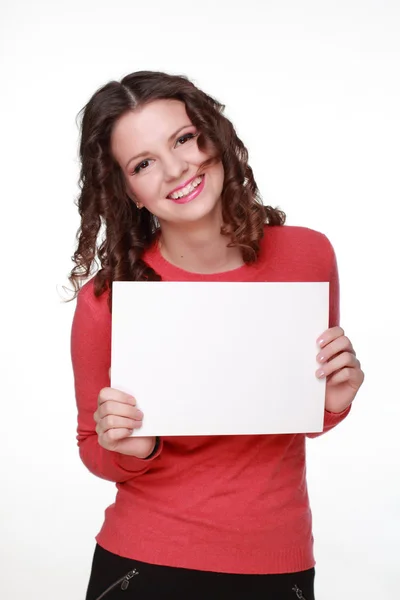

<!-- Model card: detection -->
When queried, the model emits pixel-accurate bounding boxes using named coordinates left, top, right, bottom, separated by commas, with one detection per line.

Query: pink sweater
left=71, top=225, right=351, bottom=574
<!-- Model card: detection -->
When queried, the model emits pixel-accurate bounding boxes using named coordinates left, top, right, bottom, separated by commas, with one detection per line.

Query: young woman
left=69, top=70, right=364, bottom=600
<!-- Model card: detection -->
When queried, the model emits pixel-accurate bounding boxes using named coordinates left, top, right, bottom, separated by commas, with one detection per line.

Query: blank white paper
left=111, top=281, right=329, bottom=436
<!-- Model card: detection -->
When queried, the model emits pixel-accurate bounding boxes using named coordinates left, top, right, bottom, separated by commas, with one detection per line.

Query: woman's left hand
left=316, top=326, right=365, bottom=413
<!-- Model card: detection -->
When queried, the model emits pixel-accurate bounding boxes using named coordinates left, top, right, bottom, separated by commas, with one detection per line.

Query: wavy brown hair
left=67, top=70, right=285, bottom=310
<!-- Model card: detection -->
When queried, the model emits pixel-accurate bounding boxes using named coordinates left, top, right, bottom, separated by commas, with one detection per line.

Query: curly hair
left=67, top=70, right=286, bottom=311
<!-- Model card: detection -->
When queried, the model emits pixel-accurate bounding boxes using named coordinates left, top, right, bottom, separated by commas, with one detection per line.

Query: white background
left=1, top=1, right=399, bottom=598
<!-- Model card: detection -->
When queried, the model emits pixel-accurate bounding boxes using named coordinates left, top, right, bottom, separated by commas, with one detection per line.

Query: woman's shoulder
left=77, top=277, right=96, bottom=301
left=262, top=224, right=335, bottom=255
left=76, top=276, right=110, bottom=318
left=258, top=225, right=337, bottom=277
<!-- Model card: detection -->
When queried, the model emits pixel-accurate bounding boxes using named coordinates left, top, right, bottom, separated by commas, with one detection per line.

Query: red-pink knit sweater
left=71, top=225, right=351, bottom=574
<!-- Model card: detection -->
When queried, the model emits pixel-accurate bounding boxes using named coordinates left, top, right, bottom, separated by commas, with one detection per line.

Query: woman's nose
left=163, top=154, right=189, bottom=182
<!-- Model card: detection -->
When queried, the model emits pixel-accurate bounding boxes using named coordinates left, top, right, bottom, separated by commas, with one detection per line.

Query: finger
left=316, top=352, right=359, bottom=378
left=96, top=415, right=142, bottom=435
left=98, top=387, right=136, bottom=408
left=328, top=366, right=364, bottom=387
left=317, top=326, right=345, bottom=348
left=317, top=336, right=355, bottom=364
left=99, top=427, right=135, bottom=449
left=96, top=401, right=142, bottom=421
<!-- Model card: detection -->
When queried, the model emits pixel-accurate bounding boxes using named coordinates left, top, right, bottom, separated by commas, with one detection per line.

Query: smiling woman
left=68, top=70, right=285, bottom=308
left=110, top=99, right=226, bottom=229
left=67, top=70, right=364, bottom=600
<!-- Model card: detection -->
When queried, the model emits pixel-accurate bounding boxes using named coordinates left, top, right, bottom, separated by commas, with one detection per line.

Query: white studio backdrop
left=1, top=1, right=399, bottom=598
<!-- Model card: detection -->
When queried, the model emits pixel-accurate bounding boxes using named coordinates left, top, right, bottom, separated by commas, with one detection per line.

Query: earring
left=136, top=202, right=141, bottom=210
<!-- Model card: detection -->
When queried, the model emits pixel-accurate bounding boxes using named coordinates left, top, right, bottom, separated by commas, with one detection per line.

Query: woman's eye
left=131, top=134, right=197, bottom=174
left=176, top=133, right=197, bottom=146
left=133, top=160, right=150, bottom=174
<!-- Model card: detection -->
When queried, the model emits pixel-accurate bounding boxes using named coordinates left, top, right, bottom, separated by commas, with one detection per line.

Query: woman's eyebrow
left=125, top=124, right=193, bottom=169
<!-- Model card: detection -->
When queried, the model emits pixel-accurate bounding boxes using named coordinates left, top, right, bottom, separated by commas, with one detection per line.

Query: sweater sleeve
left=306, top=235, right=351, bottom=438
left=70, top=281, right=163, bottom=482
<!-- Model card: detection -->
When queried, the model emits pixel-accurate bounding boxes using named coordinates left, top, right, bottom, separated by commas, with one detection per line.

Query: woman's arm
left=307, top=236, right=352, bottom=438
left=70, top=282, right=162, bottom=482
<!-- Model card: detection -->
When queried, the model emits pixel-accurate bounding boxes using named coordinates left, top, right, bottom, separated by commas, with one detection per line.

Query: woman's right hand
left=94, top=371, right=156, bottom=458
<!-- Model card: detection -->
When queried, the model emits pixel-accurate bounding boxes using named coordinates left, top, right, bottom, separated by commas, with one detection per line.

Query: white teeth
left=168, top=175, right=203, bottom=199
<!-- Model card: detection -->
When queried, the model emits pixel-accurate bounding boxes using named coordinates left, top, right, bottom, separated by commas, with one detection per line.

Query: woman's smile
left=168, top=174, right=205, bottom=204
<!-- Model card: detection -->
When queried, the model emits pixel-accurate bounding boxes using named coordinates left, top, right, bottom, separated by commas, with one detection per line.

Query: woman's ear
left=125, top=187, right=143, bottom=210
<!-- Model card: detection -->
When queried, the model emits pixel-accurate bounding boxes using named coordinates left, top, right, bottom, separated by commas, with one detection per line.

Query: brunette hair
left=68, top=70, right=285, bottom=310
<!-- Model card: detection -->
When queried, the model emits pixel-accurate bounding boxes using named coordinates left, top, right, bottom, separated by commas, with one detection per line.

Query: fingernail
left=136, top=410, right=144, bottom=419
left=317, top=354, right=325, bottom=363
left=316, top=369, right=325, bottom=378
left=317, top=339, right=324, bottom=347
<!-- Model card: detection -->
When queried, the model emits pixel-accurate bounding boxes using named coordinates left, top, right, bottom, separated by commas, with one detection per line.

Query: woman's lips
left=168, top=174, right=201, bottom=196
left=169, top=174, right=205, bottom=204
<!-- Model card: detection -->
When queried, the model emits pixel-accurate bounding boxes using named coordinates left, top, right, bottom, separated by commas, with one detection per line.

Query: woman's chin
left=159, top=195, right=222, bottom=226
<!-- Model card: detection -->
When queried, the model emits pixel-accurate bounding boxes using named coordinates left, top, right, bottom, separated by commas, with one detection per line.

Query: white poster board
left=111, top=281, right=328, bottom=436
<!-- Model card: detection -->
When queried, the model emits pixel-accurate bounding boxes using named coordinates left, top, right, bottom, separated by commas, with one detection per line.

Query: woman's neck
left=157, top=219, right=244, bottom=275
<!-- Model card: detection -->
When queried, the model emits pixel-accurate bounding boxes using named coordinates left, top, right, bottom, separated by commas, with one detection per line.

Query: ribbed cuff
left=325, top=403, right=352, bottom=419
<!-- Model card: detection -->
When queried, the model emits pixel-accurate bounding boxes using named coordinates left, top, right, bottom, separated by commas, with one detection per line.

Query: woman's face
left=110, top=99, right=225, bottom=226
